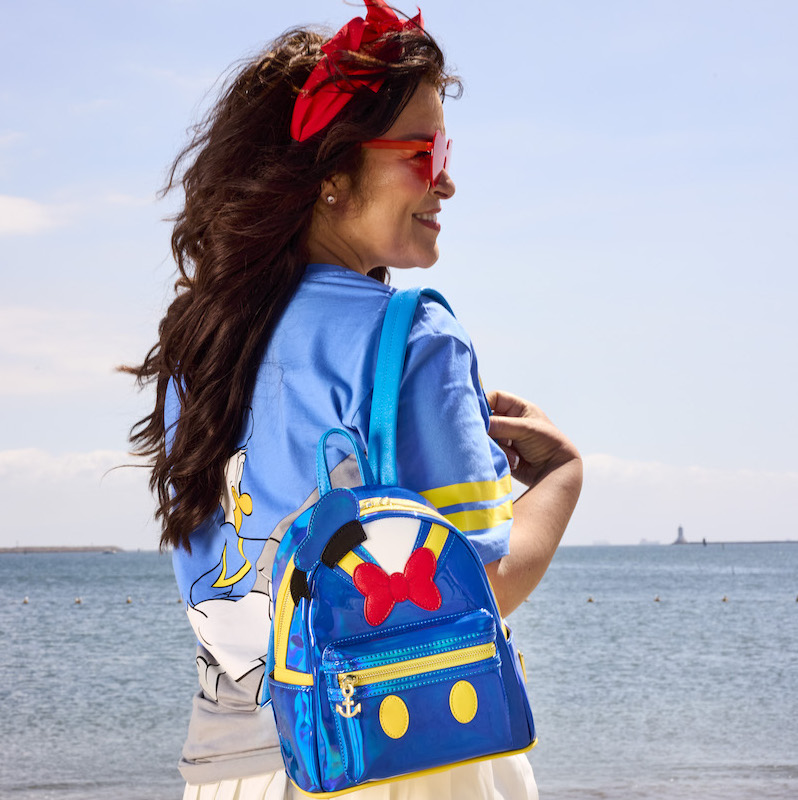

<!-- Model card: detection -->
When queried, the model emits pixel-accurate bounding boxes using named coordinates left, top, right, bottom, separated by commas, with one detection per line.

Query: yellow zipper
left=358, top=497, right=451, bottom=525
left=336, top=641, right=496, bottom=692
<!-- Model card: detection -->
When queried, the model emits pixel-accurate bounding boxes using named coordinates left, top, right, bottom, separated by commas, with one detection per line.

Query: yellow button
left=449, top=680, right=478, bottom=724
left=379, top=695, right=409, bottom=739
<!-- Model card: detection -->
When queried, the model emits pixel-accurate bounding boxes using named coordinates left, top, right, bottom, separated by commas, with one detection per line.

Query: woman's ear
left=318, top=174, right=353, bottom=208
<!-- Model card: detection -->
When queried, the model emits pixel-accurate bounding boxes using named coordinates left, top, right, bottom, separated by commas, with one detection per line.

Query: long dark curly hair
left=123, top=20, right=460, bottom=552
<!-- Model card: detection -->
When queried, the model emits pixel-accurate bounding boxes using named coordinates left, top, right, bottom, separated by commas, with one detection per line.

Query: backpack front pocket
left=321, top=610, right=514, bottom=788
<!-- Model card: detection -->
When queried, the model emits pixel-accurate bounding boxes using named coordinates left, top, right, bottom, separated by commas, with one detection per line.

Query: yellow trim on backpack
left=337, top=642, right=496, bottom=689
left=422, top=523, right=449, bottom=560
left=359, top=497, right=450, bottom=525
left=291, top=740, right=538, bottom=798
left=273, top=556, right=313, bottom=687
left=273, top=665, right=314, bottom=686
left=337, top=550, right=365, bottom=577
left=419, top=475, right=512, bottom=510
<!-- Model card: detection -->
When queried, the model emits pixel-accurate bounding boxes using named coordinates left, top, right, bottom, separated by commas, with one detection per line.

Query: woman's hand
left=486, top=390, right=580, bottom=488
left=484, top=389, right=583, bottom=615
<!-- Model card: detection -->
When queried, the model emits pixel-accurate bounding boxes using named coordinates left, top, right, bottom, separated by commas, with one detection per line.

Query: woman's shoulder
left=301, top=263, right=392, bottom=302
left=409, top=292, right=472, bottom=351
left=295, top=265, right=471, bottom=351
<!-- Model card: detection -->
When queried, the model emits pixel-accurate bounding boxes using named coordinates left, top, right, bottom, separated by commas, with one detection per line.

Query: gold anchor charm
left=336, top=675, right=361, bottom=718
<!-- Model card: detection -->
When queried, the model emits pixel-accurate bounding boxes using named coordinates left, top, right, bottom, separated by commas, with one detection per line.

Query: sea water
left=1, top=544, right=796, bottom=799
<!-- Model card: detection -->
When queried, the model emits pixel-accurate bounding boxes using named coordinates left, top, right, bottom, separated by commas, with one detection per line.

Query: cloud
left=0, top=448, right=158, bottom=550
left=584, top=453, right=798, bottom=491
left=0, top=448, right=141, bottom=482
left=68, top=98, right=115, bottom=116
left=4, top=445, right=796, bottom=553
left=102, top=192, right=157, bottom=208
left=0, top=188, right=160, bottom=237
left=125, top=63, right=219, bottom=97
left=565, top=454, right=798, bottom=545
left=0, top=131, right=24, bottom=148
left=0, top=306, right=145, bottom=396
left=0, top=195, right=71, bottom=236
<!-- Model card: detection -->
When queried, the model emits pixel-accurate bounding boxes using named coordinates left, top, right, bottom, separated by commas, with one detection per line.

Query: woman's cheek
left=409, top=158, right=430, bottom=184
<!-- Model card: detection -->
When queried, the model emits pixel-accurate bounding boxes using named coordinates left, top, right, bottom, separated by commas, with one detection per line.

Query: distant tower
left=673, top=525, right=687, bottom=545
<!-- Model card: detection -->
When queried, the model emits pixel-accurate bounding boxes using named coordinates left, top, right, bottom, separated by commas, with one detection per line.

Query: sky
left=1, top=0, right=796, bottom=549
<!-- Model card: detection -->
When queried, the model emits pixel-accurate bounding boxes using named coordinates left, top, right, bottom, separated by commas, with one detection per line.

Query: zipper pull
left=336, top=675, right=361, bottom=718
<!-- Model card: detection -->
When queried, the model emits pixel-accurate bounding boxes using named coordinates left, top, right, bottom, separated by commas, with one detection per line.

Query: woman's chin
left=413, top=246, right=441, bottom=270
left=383, top=244, right=440, bottom=271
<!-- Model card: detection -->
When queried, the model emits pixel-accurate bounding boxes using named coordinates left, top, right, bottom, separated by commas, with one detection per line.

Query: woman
left=127, top=1, right=582, bottom=798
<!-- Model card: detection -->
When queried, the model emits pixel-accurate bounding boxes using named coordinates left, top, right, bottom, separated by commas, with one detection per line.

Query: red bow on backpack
left=290, top=0, right=424, bottom=142
left=353, top=547, right=441, bottom=626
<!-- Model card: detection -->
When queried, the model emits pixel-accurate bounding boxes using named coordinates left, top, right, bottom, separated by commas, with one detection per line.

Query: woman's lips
left=412, top=211, right=440, bottom=231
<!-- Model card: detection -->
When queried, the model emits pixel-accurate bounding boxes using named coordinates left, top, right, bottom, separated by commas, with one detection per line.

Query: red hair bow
left=290, top=0, right=424, bottom=142
left=353, top=547, right=441, bottom=626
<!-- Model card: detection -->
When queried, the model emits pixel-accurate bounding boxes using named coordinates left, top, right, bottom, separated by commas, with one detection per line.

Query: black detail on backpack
left=322, top=520, right=367, bottom=568
left=290, top=568, right=310, bottom=604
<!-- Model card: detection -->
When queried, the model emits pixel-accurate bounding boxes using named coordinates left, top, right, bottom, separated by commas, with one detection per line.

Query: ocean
left=1, top=543, right=796, bottom=799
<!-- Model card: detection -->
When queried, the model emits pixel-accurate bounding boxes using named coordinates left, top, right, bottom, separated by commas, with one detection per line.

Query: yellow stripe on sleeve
left=444, top=499, right=513, bottom=533
left=420, top=475, right=512, bottom=510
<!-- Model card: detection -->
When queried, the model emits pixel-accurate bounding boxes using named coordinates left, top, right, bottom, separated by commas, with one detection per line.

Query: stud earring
left=325, top=195, right=336, bottom=205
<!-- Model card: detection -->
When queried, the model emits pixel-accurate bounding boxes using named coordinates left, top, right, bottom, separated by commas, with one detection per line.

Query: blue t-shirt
left=166, top=263, right=513, bottom=783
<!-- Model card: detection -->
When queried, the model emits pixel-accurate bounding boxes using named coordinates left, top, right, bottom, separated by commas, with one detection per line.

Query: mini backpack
left=262, top=288, right=536, bottom=796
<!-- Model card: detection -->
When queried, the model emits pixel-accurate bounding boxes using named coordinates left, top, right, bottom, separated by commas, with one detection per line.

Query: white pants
left=183, top=753, right=538, bottom=800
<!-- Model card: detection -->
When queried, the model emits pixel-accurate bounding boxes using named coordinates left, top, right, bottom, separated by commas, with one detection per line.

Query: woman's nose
left=433, top=169, right=455, bottom=200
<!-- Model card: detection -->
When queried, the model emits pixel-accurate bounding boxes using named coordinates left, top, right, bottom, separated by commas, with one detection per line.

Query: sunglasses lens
left=431, top=130, right=452, bottom=186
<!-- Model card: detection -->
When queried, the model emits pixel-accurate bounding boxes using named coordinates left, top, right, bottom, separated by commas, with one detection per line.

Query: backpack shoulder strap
left=367, top=287, right=454, bottom=486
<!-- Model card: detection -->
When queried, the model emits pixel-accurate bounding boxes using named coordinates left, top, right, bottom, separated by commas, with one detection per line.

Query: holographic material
left=265, top=476, right=536, bottom=795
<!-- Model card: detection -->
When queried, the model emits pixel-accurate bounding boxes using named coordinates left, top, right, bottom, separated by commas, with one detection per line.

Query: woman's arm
left=483, top=390, right=583, bottom=616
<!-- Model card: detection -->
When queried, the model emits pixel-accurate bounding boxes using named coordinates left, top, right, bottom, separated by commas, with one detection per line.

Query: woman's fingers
left=486, top=389, right=524, bottom=417
left=486, top=389, right=546, bottom=421
left=488, top=413, right=554, bottom=443
left=494, top=439, right=521, bottom=472
left=488, top=390, right=580, bottom=487
left=486, top=389, right=526, bottom=417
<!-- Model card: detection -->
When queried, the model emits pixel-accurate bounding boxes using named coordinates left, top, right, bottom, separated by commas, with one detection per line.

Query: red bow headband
left=290, top=0, right=424, bottom=142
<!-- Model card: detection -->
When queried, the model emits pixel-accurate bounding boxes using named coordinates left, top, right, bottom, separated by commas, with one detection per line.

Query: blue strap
left=316, top=428, right=375, bottom=496
left=367, top=288, right=454, bottom=486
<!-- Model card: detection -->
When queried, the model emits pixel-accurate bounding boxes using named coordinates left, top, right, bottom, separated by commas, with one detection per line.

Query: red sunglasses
left=361, top=130, right=453, bottom=187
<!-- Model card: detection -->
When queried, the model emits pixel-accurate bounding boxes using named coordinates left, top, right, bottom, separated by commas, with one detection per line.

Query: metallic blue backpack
left=262, top=288, right=536, bottom=795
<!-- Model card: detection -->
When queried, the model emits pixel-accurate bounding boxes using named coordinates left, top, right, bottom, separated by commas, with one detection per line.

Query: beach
left=2, top=543, right=796, bottom=799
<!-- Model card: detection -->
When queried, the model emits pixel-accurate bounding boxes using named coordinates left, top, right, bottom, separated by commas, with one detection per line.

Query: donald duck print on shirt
left=173, top=408, right=284, bottom=705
